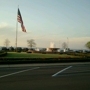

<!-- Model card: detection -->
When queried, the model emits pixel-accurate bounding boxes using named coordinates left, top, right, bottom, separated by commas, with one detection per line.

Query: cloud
left=0, top=22, right=16, bottom=46
left=0, top=22, right=90, bottom=49
left=34, top=37, right=90, bottom=49
left=0, top=22, right=8, bottom=29
left=68, top=37, right=90, bottom=43
left=65, top=37, right=90, bottom=49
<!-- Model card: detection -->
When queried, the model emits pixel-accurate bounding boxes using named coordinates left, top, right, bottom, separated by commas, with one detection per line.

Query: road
left=0, top=63, right=90, bottom=90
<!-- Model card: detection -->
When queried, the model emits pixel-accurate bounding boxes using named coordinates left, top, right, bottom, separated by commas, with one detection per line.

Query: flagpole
left=15, top=5, right=19, bottom=52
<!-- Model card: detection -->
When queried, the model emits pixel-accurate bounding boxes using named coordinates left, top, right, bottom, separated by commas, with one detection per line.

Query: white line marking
left=52, top=66, right=72, bottom=77
left=0, top=67, right=40, bottom=78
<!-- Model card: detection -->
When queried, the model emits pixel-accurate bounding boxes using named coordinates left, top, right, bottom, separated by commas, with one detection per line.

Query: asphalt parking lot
left=0, top=63, right=90, bottom=90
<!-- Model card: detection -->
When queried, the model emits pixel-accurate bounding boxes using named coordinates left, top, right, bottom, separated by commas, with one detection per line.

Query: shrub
left=0, top=57, right=90, bottom=64
left=0, top=51, right=7, bottom=57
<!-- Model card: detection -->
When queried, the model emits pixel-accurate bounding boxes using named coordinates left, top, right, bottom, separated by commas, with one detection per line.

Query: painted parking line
left=0, top=67, right=40, bottom=79
left=52, top=66, right=72, bottom=77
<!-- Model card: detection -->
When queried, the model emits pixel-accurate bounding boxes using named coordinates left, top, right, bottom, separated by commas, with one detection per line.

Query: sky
left=0, top=0, right=90, bottom=49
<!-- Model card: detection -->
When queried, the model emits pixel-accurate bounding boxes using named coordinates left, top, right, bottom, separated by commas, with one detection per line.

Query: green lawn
left=4, top=52, right=80, bottom=58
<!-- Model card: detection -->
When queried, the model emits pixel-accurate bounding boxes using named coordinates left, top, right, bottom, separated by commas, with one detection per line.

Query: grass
left=4, top=52, right=80, bottom=58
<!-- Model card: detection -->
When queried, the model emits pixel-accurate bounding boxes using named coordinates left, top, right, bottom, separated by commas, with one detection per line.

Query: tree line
left=3, top=39, right=90, bottom=51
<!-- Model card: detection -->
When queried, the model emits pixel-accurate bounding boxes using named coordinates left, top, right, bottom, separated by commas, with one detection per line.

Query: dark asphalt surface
left=0, top=63, right=90, bottom=90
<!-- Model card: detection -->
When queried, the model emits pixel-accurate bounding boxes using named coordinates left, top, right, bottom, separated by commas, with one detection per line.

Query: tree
left=9, top=46, right=14, bottom=51
left=62, top=42, right=67, bottom=52
left=85, top=41, right=90, bottom=49
left=4, top=39, right=10, bottom=48
left=27, top=39, right=36, bottom=49
left=22, top=48, right=28, bottom=52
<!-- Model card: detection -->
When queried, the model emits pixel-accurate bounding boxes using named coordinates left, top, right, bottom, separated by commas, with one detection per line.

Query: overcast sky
left=0, top=0, right=90, bottom=49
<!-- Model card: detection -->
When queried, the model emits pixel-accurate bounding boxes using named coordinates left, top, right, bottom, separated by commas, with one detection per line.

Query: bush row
left=0, top=57, right=90, bottom=64
left=0, top=51, right=7, bottom=57
left=66, top=52, right=90, bottom=57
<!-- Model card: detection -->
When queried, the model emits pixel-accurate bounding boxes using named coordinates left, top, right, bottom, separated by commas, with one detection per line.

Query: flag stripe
left=17, top=8, right=26, bottom=32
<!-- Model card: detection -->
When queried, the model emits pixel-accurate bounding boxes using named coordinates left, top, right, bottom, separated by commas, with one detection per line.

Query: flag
left=17, top=8, right=26, bottom=32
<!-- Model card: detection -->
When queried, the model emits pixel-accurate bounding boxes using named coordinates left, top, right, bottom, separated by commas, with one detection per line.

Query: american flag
left=17, top=8, right=26, bottom=32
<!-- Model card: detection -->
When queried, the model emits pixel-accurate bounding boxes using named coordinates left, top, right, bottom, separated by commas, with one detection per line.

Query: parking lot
left=0, top=63, right=90, bottom=90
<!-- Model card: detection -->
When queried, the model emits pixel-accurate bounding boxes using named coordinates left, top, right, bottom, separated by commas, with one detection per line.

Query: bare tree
left=62, top=42, right=67, bottom=52
left=27, top=39, right=36, bottom=49
left=4, top=39, right=10, bottom=48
